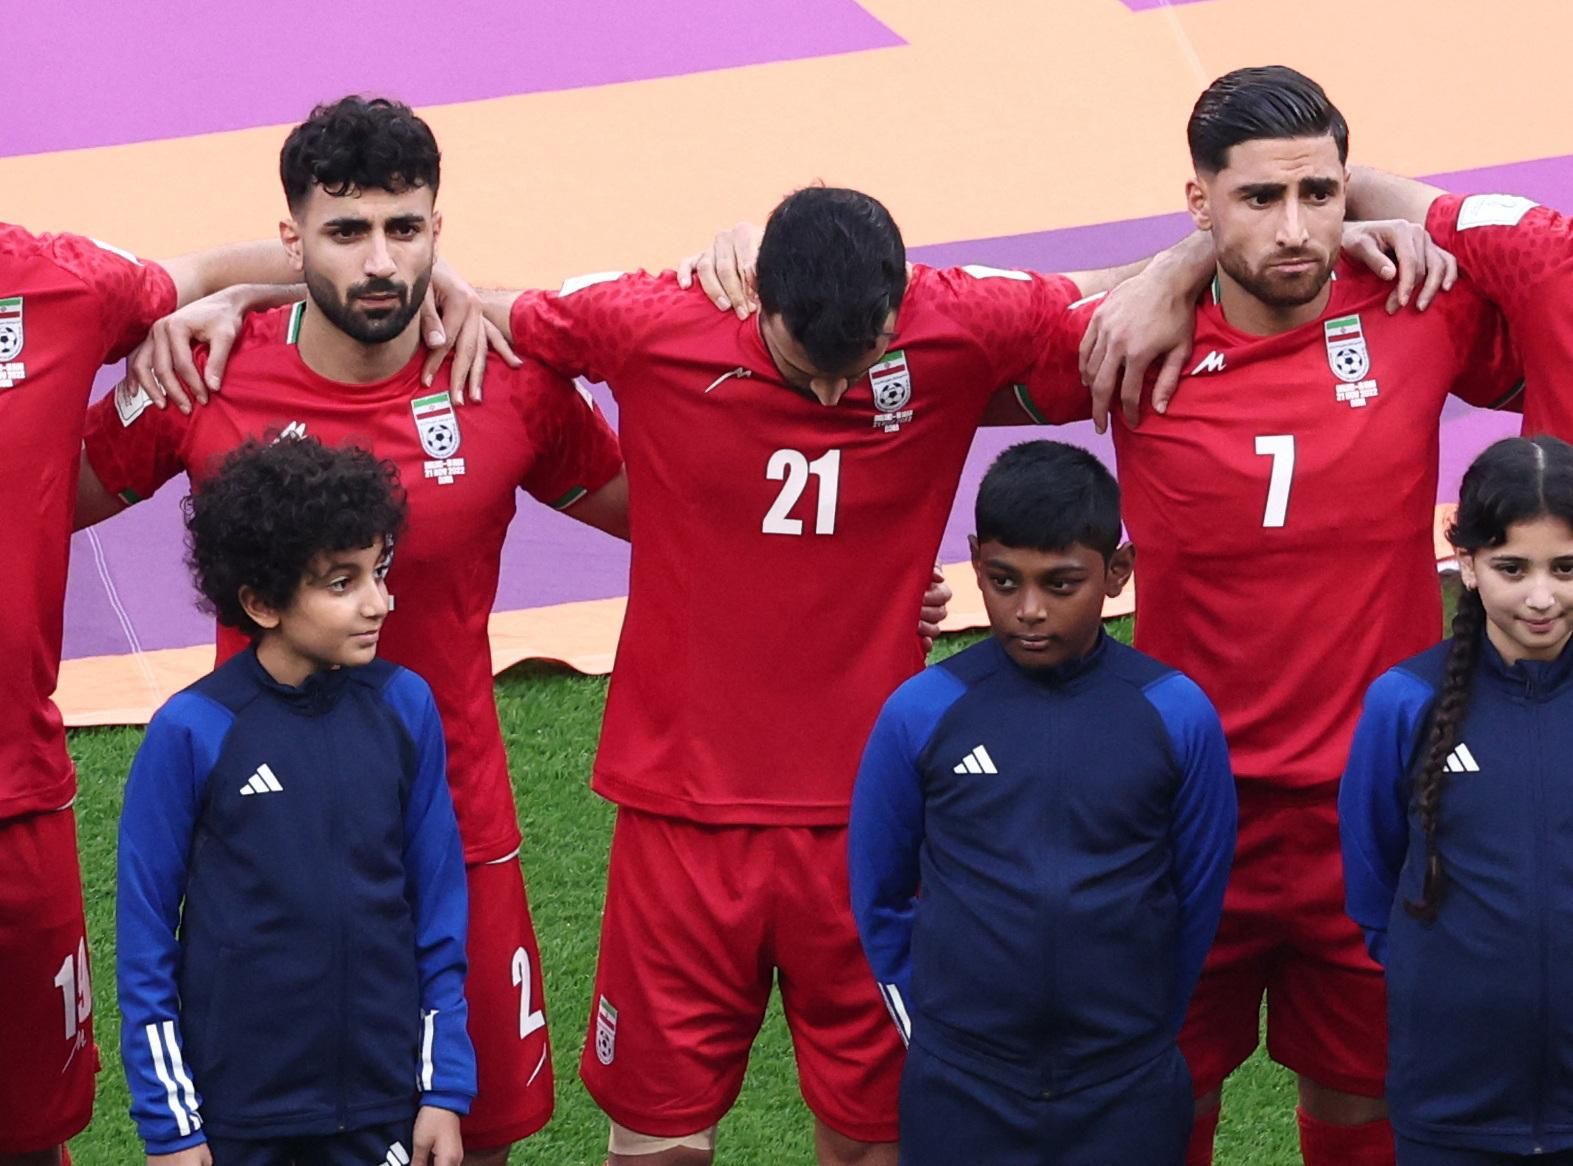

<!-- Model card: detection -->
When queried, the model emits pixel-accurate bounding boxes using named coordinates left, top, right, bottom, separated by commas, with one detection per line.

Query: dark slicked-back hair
left=280, top=95, right=441, bottom=212
left=975, top=441, right=1122, bottom=561
left=1406, top=435, right=1573, bottom=920
left=184, top=437, right=407, bottom=636
left=1187, top=66, right=1349, bottom=175
left=755, top=186, right=907, bottom=371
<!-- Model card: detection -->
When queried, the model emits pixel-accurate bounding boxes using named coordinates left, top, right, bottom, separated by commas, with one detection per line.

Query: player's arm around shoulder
left=1339, top=666, right=1436, bottom=966
left=382, top=667, right=477, bottom=1114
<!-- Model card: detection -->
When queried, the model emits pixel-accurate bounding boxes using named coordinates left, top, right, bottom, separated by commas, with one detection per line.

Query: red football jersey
left=82, top=301, right=623, bottom=862
left=1027, top=261, right=1519, bottom=792
left=1427, top=192, right=1569, bottom=436
left=0, top=226, right=174, bottom=820
left=510, top=265, right=1084, bottom=824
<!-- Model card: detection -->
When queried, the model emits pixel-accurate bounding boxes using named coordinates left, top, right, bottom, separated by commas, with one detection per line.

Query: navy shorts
left=1397, top=1137, right=1573, bottom=1165
left=898, top=1041, right=1192, bottom=1166
left=206, top=1117, right=415, bottom=1166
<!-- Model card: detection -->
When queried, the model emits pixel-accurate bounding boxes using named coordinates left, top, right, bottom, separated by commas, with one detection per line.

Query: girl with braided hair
left=1340, top=434, right=1573, bottom=1165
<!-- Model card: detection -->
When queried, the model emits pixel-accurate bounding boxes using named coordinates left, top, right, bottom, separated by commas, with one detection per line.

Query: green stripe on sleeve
left=550, top=485, right=589, bottom=510
left=1012, top=383, right=1049, bottom=425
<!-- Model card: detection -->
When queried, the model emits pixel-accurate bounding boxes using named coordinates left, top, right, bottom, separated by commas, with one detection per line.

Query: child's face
left=254, top=538, right=392, bottom=685
left=970, top=537, right=1133, bottom=672
left=1459, top=515, right=1573, bottom=665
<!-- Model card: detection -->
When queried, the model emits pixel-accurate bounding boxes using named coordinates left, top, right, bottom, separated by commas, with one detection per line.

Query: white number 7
left=1254, top=435, right=1296, bottom=528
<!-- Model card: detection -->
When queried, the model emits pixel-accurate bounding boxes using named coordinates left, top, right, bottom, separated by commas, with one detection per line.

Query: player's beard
left=305, top=266, right=432, bottom=345
left=1218, top=246, right=1334, bottom=310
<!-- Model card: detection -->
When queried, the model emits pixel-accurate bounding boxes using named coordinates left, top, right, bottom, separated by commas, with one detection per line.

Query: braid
left=1405, top=588, right=1484, bottom=921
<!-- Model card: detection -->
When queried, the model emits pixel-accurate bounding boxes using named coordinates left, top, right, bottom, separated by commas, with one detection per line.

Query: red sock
left=1186, top=1105, right=1219, bottom=1166
left=1295, top=1106, right=1395, bottom=1166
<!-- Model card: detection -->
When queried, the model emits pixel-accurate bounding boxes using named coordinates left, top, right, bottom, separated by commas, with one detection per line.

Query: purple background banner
left=5, top=0, right=902, bottom=158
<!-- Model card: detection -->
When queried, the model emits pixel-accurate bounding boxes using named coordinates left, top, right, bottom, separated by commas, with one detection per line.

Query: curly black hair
left=184, top=437, right=407, bottom=636
left=280, top=95, right=440, bottom=212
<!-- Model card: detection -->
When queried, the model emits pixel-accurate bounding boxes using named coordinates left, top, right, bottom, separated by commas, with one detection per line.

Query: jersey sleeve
left=1426, top=193, right=1560, bottom=322
left=383, top=669, right=477, bottom=1113
left=1437, top=277, right=1525, bottom=413
left=1013, top=293, right=1099, bottom=426
left=513, top=370, right=624, bottom=512
left=81, top=377, right=193, bottom=505
left=117, top=692, right=232, bottom=1154
left=44, top=233, right=177, bottom=362
left=1144, top=671, right=1237, bottom=1031
left=508, top=270, right=676, bottom=390
left=1338, top=667, right=1435, bottom=966
left=848, top=666, right=967, bottom=1045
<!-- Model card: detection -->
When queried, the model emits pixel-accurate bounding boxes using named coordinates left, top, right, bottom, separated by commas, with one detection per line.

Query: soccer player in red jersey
left=0, top=221, right=355, bottom=1164
left=76, top=97, right=626, bottom=1166
left=1346, top=167, right=1573, bottom=439
left=1014, top=67, right=1523, bottom=1166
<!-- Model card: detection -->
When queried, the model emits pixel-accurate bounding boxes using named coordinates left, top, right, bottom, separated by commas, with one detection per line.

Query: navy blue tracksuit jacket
left=117, top=649, right=475, bottom=1155
left=1341, top=636, right=1573, bottom=1156
left=849, top=633, right=1236, bottom=1100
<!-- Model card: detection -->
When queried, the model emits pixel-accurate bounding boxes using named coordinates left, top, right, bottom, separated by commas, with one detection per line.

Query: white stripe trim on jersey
left=146, top=1022, right=193, bottom=1137
left=162, top=1021, right=202, bottom=1130
left=483, top=847, right=522, bottom=865
left=256, top=763, right=283, bottom=792
left=1445, top=743, right=1481, bottom=773
left=419, top=1009, right=437, bottom=1091
left=879, top=983, right=912, bottom=1046
left=526, top=1044, right=549, bottom=1088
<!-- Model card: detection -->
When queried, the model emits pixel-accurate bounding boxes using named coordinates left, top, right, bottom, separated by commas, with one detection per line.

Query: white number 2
left=53, top=938, right=92, bottom=1040
left=1254, top=435, right=1296, bottom=528
left=512, top=946, right=546, bottom=1040
left=762, top=449, right=841, bottom=535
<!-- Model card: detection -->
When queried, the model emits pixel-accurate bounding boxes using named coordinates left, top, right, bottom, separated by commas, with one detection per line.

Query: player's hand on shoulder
left=127, top=286, right=259, bottom=415
left=676, top=221, right=763, bottom=318
left=147, top=1143, right=213, bottom=1166
left=412, top=1103, right=464, bottom=1166
left=426, top=257, right=522, bottom=406
left=1079, top=264, right=1197, bottom=433
left=1342, top=218, right=1458, bottom=314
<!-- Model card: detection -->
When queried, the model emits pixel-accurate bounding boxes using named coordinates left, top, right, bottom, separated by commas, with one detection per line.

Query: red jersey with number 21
left=1027, top=261, right=1520, bottom=793
left=510, top=265, right=1085, bottom=825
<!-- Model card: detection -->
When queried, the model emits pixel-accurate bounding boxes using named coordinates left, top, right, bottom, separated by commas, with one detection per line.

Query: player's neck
left=296, top=303, right=420, bottom=384
left=1214, top=268, right=1332, bottom=337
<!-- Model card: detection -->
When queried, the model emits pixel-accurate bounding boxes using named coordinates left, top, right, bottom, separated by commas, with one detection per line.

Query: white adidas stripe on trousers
left=146, top=1019, right=202, bottom=1136
left=878, top=983, right=912, bottom=1046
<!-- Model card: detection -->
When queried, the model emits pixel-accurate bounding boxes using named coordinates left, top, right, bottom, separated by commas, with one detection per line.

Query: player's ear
left=431, top=208, right=443, bottom=246
left=1104, top=542, right=1135, bottom=597
left=1186, top=178, right=1211, bottom=232
left=239, top=585, right=283, bottom=631
left=280, top=217, right=305, bottom=275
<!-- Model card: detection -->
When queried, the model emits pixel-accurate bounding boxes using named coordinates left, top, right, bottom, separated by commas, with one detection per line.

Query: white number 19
left=1254, top=435, right=1296, bottom=528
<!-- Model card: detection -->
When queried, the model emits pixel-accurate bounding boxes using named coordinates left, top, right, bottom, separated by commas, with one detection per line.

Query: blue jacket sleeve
left=117, top=693, right=230, bottom=1154
left=1339, top=668, right=1433, bottom=966
left=387, top=669, right=476, bottom=1113
left=848, top=667, right=962, bottom=1045
left=1147, top=673, right=1237, bottom=1032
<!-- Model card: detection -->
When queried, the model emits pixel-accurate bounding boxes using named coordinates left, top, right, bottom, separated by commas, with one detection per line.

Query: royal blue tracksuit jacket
left=117, top=648, right=475, bottom=1154
left=1341, top=636, right=1573, bottom=1156
left=849, top=633, right=1236, bottom=1098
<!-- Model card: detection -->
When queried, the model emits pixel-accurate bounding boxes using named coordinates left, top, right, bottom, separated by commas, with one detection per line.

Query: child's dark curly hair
left=183, top=437, right=407, bottom=636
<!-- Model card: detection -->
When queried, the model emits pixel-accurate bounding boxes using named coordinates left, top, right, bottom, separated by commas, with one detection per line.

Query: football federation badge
left=0, top=297, right=26, bottom=389
left=1324, top=314, right=1378, bottom=408
left=411, top=391, right=466, bottom=485
left=869, top=349, right=914, bottom=432
left=595, top=996, right=618, bottom=1066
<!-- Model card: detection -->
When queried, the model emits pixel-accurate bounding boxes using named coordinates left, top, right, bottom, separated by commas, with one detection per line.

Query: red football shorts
left=0, top=807, right=98, bottom=1154
left=580, top=809, right=903, bottom=1143
left=1179, top=783, right=1387, bottom=1099
left=461, top=852, right=555, bottom=1148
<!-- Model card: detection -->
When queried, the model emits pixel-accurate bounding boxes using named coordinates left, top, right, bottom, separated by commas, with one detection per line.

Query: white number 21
left=762, top=449, right=841, bottom=535
left=1254, top=435, right=1296, bottom=528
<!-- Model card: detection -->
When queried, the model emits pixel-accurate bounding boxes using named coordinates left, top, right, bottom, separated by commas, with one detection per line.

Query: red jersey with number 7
left=510, top=265, right=1086, bottom=825
left=81, top=301, right=623, bottom=861
left=1025, top=260, right=1521, bottom=792
left=0, top=226, right=175, bottom=821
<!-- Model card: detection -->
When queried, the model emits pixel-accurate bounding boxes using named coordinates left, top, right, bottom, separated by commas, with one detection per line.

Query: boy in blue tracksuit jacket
left=1340, top=435, right=1573, bottom=1166
left=849, top=440, right=1236, bottom=1166
left=117, top=437, right=475, bottom=1166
